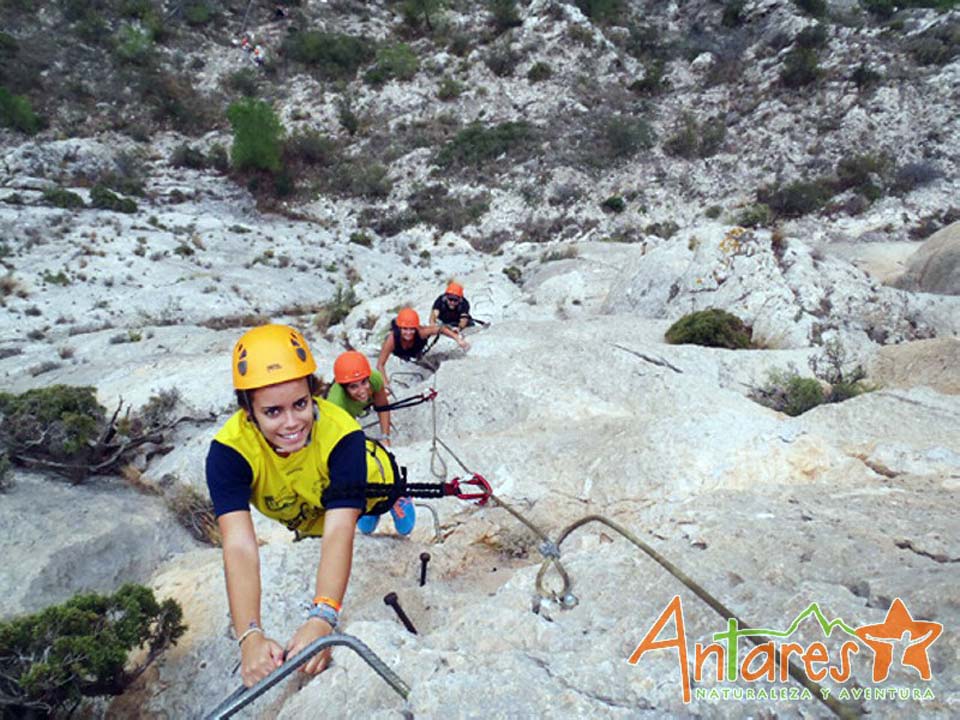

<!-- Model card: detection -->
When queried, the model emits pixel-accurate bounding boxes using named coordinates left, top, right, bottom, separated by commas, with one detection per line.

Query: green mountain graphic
left=712, top=603, right=859, bottom=641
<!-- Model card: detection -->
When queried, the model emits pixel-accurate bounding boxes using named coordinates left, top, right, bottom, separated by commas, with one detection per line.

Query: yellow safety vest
left=213, top=397, right=397, bottom=537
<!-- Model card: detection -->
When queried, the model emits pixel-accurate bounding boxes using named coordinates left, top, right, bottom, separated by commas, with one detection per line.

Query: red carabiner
left=424, top=388, right=438, bottom=402
left=445, top=473, right=492, bottom=506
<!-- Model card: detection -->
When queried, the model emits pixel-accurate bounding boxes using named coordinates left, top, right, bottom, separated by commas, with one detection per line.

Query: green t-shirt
left=326, top=370, right=385, bottom=419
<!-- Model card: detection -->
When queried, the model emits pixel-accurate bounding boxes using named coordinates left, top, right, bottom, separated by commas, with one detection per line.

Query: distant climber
left=377, top=308, right=468, bottom=386
left=429, top=281, right=473, bottom=332
left=326, top=350, right=415, bottom=537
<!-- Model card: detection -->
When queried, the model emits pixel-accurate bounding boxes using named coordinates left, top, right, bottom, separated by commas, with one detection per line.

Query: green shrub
left=760, top=179, right=831, bottom=218
left=796, top=24, right=828, bottom=49
left=721, top=0, right=747, bottom=28
left=401, top=0, right=445, bottom=33
left=0, top=452, right=10, bottom=493
left=705, top=205, right=723, bottom=219
left=735, top=203, right=772, bottom=228
left=664, top=308, right=752, bottom=349
left=314, top=285, right=360, bottom=331
left=284, top=130, right=337, bottom=166
left=851, top=62, right=881, bottom=90
left=437, top=76, right=465, bottom=100
left=602, top=195, right=626, bottom=213
left=0, top=86, right=40, bottom=135
left=905, top=23, right=960, bottom=66
left=485, top=45, right=520, bottom=77
left=407, top=184, right=489, bottom=231
left=364, top=43, right=419, bottom=85
left=526, top=61, right=552, bottom=82
left=629, top=59, right=669, bottom=95
left=114, top=24, right=154, bottom=65
left=333, top=99, right=357, bottom=136
left=170, top=143, right=208, bottom=169
left=435, top=121, right=533, bottom=169
left=228, top=98, right=284, bottom=173
left=0, top=584, right=185, bottom=716
left=491, top=0, right=522, bottom=32
left=663, top=113, right=726, bottom=159
left=503, top=266, right=523, bottom=284
left=342, top=161, right=392, bottom=198
left=576, top=0, right=627, bottom=24
left=90, top=184, right=137, bottom=213
left=645, top=220, right=679, bottom=239
left=602, top=116, right=655, bottom=161
left=780, top=47, right=821, bottom=87
left=224, top=68, right=259, bottom=97
left=43, top=187, right=84, bottom=209
left=835, top=152, right=893, bottom=197
left=349, top=232, right=373, bottom=248
left=793, top=0, right=827, bottom=17
left=0, top=385, right=103, bottom=470
left=184, top=0, right=214, bottom=25
left=893, top=161, right=942, bottom=194
left=282, top=31, right=374, bottom=79
left=752, top=369, right=826, bottom=416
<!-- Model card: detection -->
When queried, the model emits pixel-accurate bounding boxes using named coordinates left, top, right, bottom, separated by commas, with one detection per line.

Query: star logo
left=854, top=598, right=943, bottom=682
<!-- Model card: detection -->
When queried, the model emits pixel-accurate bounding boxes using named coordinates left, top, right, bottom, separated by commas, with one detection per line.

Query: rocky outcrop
left=894, top=222, right=960, bottom=296
left=868, top=336, right=960, bottom=395
left=0, top=473, right=197, bottom=618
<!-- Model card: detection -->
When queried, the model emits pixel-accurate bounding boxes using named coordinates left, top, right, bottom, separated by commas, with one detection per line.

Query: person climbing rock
left=205, top=325, right=403, bottom=688
left=376, top=308, right=468, bottom=386
left=429, top=281, right=473, bottom=332
left=326, top=351, right=415, bottom=537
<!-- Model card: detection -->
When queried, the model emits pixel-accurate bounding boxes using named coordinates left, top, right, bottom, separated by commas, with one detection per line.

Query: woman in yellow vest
left=206, top=324, right=391, bottom=687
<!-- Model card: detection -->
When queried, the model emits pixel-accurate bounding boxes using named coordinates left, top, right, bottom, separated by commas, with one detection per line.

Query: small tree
left=227, top=98, right=284, bottom=173
left=0, top=86, right=40, bottom=135
left=0, top=585, right=185, bottom=717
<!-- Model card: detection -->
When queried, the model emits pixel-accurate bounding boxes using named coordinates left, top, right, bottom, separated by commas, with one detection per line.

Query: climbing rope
left=203, top=633, right=410, bottom=720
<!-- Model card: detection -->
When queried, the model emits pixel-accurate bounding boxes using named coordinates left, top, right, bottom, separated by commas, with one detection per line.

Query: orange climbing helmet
left=334, top=351, right=371, bottom=385
left=396, top=308, right=420, bottom=328
left=445, top=281, right=464, bottom=298
left=232, top=324, right=317, bottom=390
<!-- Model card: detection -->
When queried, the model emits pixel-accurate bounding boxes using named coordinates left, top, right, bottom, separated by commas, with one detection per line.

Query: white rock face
left=1, top=1, right=959, bottom=718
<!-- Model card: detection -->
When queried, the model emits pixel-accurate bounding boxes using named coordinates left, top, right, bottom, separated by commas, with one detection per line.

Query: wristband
left=307, top=603, right=340, bottom=630
left=312, top=595, right=342, bottom=612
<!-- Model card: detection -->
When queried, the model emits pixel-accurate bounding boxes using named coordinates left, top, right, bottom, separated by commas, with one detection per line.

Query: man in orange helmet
left=376, top=307, right=468, bottom=386
left=205, top=325, right=398, bottom=688
left=326, top=351, right=415, bottom=536
left=429, top=281, right=472, bottom=332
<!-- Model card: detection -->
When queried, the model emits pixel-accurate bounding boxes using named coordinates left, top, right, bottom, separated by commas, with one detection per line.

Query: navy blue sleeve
left=432, top=295, right=444, bottom=312
left=460, top=298, right=471, bottom=317
left=206, top=440, right=253, bottom=517
left=323, top=430, right=367, bottom=510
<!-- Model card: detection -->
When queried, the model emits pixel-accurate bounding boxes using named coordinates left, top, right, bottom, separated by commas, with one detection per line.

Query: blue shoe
left=390, top=496, right=416, bottom=536
left=357, top=513, right=380, bottom=535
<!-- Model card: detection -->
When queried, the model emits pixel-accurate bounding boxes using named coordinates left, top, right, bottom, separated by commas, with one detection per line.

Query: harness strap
left=373, top=388, right=437, bottom=412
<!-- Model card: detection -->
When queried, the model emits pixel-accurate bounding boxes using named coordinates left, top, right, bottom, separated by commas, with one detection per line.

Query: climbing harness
left=203, top=633, right=410, bottom=719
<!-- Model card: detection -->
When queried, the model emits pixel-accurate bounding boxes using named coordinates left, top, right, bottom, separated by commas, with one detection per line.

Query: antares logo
left=628, top=596, right=942, bottom=703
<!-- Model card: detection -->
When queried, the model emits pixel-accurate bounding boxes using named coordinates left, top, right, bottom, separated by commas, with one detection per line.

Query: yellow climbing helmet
left=232, top=324, right=317, bottom=390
